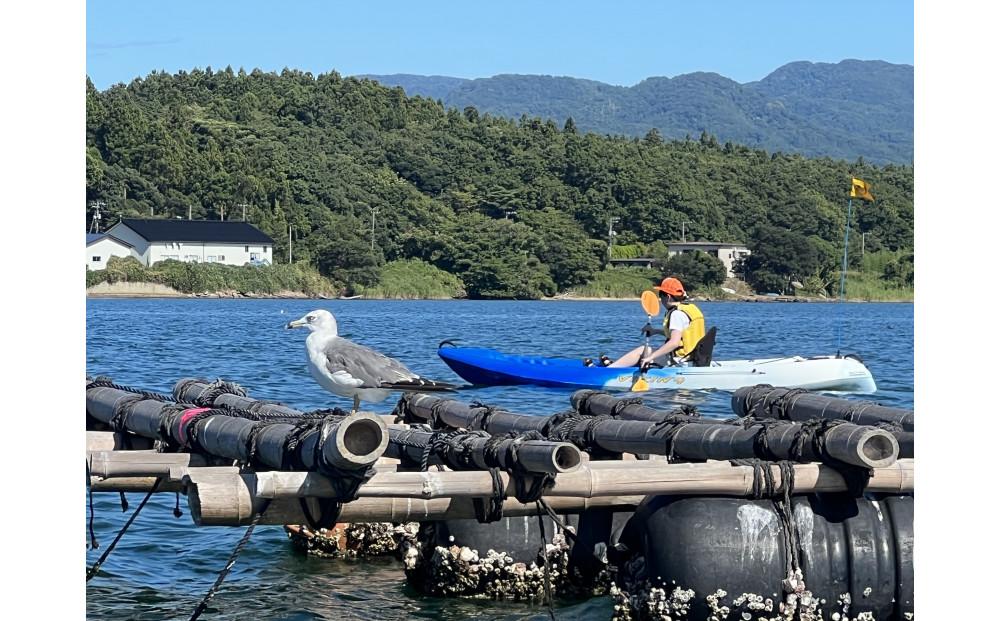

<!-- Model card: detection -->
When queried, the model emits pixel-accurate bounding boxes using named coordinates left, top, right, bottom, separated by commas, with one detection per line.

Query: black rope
left=468, top=402, right=500, bottom=431
left=738, top=383, right=774, bottom=418
left=536, top=503, right=557, bottom=621
left=184, top=409, right=222, bottom=450
left=536, top=498, right=578, bottom=544
left=188, top=499, right=272, bottom=621
left=86, top=460, right=99, bottom=550
left=174, top=492, right=183, bottom=518
left=769, top=388, right=809, bottom=420
left=243, top=420, right=275, bottom=468
left=610, top=397, right=644, bottom=417
left=119, top=492, right=129, bottom=512
left=472, top=467, right=506, bottom=524
left=87, top=376, right=174, bottom=402
left=189, top=379, right=248, bottom=407
left=86, top=478, right=163, bottom=581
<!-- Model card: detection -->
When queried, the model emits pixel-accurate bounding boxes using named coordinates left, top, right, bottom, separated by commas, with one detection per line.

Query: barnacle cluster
left=403, top=533, right=573, bottom=599
left=285, top=522, right=419, bottom=558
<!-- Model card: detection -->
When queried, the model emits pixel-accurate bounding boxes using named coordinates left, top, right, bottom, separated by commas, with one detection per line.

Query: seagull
left=285, top=309, right=456, bottom=413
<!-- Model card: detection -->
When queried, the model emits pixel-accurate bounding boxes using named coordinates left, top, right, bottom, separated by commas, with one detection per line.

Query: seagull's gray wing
left=323, top=337, right=417, bottom=387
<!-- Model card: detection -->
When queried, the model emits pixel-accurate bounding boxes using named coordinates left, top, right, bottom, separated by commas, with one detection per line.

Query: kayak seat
left=687, top=327, right=717, bottom=367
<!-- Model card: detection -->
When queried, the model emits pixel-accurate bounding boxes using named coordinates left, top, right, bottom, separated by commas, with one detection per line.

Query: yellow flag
left=850, top=177, right=875, bottom=202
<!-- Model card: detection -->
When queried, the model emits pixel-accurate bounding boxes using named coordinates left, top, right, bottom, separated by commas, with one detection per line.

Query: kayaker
left=604, top=277, right=706, bottom=368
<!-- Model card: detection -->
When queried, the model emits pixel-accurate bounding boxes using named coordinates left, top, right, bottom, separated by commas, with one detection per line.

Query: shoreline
left=86, top=281, right=912, bottom=303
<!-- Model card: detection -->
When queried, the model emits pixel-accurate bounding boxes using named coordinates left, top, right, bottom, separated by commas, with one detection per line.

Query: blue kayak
left=437, top=345, right=877, bottom=392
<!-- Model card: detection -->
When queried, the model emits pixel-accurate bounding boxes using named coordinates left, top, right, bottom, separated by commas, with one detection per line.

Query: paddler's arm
left=640, top=329, right=683, bottom=367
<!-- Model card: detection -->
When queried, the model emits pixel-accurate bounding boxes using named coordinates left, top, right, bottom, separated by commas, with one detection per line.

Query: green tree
left=657, top=251, right=727, bottom=291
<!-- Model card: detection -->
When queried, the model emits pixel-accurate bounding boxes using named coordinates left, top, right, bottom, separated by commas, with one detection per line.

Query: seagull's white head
left=285, top=309, right=338, bottom=335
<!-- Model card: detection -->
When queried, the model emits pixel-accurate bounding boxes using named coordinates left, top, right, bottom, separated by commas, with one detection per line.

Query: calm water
left=86, top=299, right=913, bottom=620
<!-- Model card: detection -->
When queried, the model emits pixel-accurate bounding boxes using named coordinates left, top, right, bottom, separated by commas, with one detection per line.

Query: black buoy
left=618, top=493, right=914, bottom=620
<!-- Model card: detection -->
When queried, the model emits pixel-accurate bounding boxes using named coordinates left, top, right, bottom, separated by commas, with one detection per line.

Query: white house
left=608, top=241, right=752, bottom=279
left=104, top=218, right=275, bottom=267
left=666, top=241, right=751, bottom=279
left=86, top=233, right=135, bottom=270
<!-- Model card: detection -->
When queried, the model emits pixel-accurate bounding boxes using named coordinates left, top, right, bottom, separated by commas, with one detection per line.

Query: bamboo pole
left=86, top=385, right=388, bottom=472
left=572, top=390, right=914, bottom=460
left=173, top=379, right=582, bottom=475
left=86, top=431, right=155, bottom=452
left=399, top=394, right=898, bottom=468
left=183, top=460, right=912, bottom=526
left=730, top=385, right=914, bottom=431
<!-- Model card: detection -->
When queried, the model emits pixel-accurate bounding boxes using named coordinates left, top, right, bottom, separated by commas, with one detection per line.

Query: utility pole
left=369, top=206, right=379, bottom=252
left=220, top=205, right=225, bottom=221
left=89, top=200, right=105, bottom=233
left=188, top=205, right=192, bottom=220
left=288, top=225, right=293, bottom=264
left=861, top=232, right=866, bottom=258
left=503, top=209, right=517, bottom=220
left=681, top=221, right=689, bottom=243
left=607, top=216, right=620, bottom=262
left=238, top=203, right=248, bottom=221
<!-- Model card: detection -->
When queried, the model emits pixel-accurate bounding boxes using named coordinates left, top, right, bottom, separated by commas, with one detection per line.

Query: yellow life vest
left=663, top=302, right=705, bottom=358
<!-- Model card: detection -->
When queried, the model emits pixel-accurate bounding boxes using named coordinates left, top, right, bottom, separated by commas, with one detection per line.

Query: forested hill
left=361, top=60, right=913, bottom=164
left=86, top=67, right=913, bottom=298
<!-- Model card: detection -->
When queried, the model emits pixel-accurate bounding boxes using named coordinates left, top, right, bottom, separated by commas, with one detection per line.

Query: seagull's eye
left=306, top=316, right=315, bottom=322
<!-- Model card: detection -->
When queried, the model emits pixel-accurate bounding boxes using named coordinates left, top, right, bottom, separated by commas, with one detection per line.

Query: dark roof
left=119, top=219, right=274, bottom=244
left=86, top=232, right=134, bottom=248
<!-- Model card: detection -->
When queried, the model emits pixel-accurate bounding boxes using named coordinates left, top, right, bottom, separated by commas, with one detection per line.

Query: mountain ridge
left=359, top=59, right=913, bottom=163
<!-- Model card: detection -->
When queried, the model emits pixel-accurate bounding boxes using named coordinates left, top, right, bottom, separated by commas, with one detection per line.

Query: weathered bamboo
left=572, top=389, right=907, bottom=463
left=186, top=461, right=913, bottom=526
left=731, top=385, right=914, bottom=431
left=89, top=476, right=185, bottom=493
left=188, top=472, right=644, bottom=525
left=248, top=459, right=914, bottom=500
left=385, top=427, right=581, bottom=474
left=86, top=431, right=154, bottom=452
left=399, top=394, right=898, bottom=468
left=88, top=450, right=209, bottom=478
left=86, top=384, right=388, bottom=472
left=174, top=379, right=581, bottom=475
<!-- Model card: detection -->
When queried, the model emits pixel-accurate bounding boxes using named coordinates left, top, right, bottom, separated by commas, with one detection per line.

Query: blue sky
left=87, top=1, right=913, bottom=89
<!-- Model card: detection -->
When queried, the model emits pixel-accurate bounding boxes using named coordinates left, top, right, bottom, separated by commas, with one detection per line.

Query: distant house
left=608, top=241, right=751, bottom=279
left=86, top=233, right=135, bottom=271
left=666, top=241, right=751, bottom=279
left=104, top=218, right=275, bottom=267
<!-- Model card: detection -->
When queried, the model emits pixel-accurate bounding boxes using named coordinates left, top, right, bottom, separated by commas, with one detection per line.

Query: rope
left=536, top=505, right=557, bottom=621
left=86, top=460, right=99, bottom=550
left=468, top=402, right=500, bottom=431
left=610, top=397, right=644, bottom=417
left=188, top=379, right=248, bottom=407
left=187, top=499, right=272, bottom=621
left=86, top=478, right=163, bottom=581
left=472, top=468, right=506, bottom=524
left=87, top=376, right=174, bottom=402
left=768, top=388, right=809, bottom=420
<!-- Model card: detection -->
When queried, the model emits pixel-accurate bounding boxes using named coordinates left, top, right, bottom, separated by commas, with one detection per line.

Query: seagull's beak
left=286, top=319, right=306, bottom=329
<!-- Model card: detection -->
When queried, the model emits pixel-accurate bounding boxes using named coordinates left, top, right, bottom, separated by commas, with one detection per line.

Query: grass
left=843, top=271, right=913, bottom=301
left=359, top=259, right=466, bottom=299
left=567, top=267, right=660, bottom=298
left=87, top=256, right=339, bottom=296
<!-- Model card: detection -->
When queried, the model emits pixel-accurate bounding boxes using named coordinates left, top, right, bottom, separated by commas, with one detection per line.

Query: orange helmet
left=654, top=277, right=686, bottom=298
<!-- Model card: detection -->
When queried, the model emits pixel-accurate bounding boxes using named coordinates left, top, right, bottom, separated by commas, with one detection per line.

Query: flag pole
left=836, top=197, right=854, bottom=354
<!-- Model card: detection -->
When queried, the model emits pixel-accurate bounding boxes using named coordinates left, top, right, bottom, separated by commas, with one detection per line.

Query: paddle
left=631, top=290, right=661, bottom=392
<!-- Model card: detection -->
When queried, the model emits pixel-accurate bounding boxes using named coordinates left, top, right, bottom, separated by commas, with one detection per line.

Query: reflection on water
left=86, top=299, right=912, bottom=620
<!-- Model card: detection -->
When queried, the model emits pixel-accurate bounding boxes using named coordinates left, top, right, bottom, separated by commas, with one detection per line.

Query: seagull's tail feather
left=379, top=377, right=457, bottom=392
